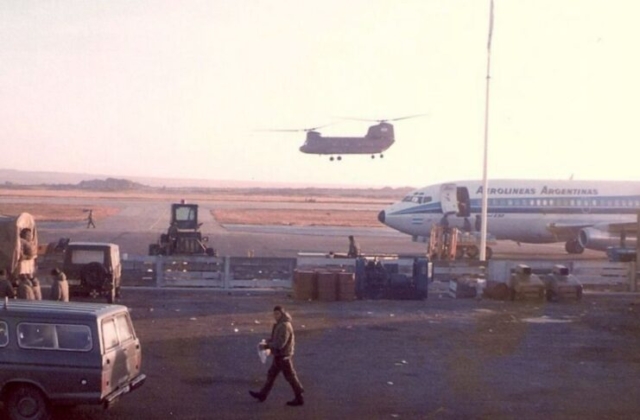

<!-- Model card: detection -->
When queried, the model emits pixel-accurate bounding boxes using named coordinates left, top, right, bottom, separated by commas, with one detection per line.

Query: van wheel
left=7, top=385, right=51, bottom=420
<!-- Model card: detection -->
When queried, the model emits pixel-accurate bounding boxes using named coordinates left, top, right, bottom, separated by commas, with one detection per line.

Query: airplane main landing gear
left=380, top=153, right=384, bottom=158
left=371, top=154, right=375, bottom=159
left=329, top=156, right=342, bottom=162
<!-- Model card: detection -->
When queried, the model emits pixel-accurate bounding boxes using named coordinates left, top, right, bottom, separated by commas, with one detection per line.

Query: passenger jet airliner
left=377, top=180, right=640, bottom=254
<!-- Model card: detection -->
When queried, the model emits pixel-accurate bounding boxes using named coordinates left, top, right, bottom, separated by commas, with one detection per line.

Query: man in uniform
left=17, top=228, right=37, bottom=277
left=87, top=209, right=96, bottom=228
left=347, top=235, right=361, bottom=258
left=17, top=274, right=35, bottom=300
left=249, top=305, right=305, bottom=406
left=49, top=268, right=69, bottom=302
left=0, top=269, right=15, bottom=299
left=167, top=221, right=179, bottom=253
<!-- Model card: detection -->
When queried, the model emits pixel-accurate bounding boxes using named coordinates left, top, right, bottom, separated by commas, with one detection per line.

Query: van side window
left=56, top=324, right=93, bottom=351
left=18, top=324, right=57, bottom=349
left=116, top=314, right=134, bottom=342
left=102, top=319, right=119, bottom=350
left=17, top=323, right=92, bottom=351
left=0, top=321, right=8, bottom=347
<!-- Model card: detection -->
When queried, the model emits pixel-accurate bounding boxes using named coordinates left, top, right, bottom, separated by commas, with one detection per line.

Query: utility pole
left=480, top=0, right=494, bottom=261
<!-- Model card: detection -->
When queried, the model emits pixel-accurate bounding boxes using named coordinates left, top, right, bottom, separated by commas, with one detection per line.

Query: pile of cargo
left=292, top=270, right=356, bottom=302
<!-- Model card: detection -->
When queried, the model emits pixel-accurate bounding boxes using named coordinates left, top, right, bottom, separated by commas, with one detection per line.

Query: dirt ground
left=1, top=189, right=633, bottom=419
left=21, top=287, right=640, bottom=420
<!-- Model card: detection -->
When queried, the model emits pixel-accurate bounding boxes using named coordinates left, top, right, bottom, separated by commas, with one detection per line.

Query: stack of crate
left=292, top=270, right=356, bottom=302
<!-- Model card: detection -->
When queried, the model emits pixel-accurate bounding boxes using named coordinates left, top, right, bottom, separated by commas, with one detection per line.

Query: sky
left=1, top=0, right=639, bottom=188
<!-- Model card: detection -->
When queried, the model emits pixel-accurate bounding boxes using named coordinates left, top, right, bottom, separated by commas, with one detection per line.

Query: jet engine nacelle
left=578, top=227, right=637, bottom=251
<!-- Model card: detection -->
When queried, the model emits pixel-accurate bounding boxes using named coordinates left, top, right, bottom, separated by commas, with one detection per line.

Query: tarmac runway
left=23, top=196, right=605, bottom=260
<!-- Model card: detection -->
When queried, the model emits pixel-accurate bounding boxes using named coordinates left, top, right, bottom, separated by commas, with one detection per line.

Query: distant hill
left=0, top=168, right=415, bottom=198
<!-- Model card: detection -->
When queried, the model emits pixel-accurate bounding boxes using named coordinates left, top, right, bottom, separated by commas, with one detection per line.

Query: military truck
left=0, top=213, right=38, bottom=284
left=148, top=202, right=216, bottom=256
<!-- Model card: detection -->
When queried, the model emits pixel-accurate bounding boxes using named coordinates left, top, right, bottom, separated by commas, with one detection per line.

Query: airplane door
left=457, top=187, right=471, bottom=217
left=440, top=184, right=459, bottom=215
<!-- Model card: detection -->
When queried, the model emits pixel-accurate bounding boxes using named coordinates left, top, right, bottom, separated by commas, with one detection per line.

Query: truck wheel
left=81, top=262, right=108, bottom=291
left=485, top=247, right=493, bottom=260
left=466, top=245, right=479, bottom=259
left=7, top=385, right=51, bottom=420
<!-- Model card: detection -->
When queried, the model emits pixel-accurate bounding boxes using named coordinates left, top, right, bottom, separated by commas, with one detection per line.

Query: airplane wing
left=597, top=221, right=638, bottom=234
left=546, top=222, right=593, bottom=237
left=547, top=221, right=638, bottom=236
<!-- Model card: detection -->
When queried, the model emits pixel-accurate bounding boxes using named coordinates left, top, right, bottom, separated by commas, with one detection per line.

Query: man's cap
left=273, top=305, right=284, bottom=313
left=51, top=268, right=61, bottom=276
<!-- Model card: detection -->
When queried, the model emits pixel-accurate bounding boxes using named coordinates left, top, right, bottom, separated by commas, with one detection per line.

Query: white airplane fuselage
left=378, top=180, right=640, bottom=253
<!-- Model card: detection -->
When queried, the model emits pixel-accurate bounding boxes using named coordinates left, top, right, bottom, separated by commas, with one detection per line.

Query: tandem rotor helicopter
left=263, top=114, right=426, bottom=161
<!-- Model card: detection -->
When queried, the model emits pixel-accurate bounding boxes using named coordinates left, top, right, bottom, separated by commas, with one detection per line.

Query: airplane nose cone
left=377, top=210, right=386, bottom=224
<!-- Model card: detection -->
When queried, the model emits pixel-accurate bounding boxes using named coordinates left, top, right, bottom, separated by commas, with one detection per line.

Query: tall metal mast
left=480, top=0, right=494, bottom=261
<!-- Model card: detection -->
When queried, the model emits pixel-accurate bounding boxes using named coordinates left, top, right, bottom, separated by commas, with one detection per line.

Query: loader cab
left=171, top=204, right=199, bottom=230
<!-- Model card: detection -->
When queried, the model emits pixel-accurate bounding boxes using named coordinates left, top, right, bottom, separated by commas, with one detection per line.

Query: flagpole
left=480, top=0, right=494, bottom=261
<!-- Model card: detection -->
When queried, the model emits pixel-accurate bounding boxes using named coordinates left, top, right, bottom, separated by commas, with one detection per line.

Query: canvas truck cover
left=0, top=212, right=38, bottom=277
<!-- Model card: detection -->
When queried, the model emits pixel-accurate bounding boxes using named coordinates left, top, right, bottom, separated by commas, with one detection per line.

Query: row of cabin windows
left=487, top=198, right=640, bottom=208
left=0, top=321, right=92, bottom=351
left=0, top=314, right=135, bottom=352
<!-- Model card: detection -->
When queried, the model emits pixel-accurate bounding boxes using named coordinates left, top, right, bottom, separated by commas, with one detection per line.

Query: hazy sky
left=1, top=1, right=639, bottom=188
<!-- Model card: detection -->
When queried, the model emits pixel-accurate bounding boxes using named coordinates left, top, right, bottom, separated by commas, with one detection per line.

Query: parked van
left=0, top=300, right=146, bottom=420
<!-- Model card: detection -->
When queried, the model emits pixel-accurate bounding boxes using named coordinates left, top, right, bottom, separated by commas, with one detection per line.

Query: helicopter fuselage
left=299, top=122, right=395, bottom=155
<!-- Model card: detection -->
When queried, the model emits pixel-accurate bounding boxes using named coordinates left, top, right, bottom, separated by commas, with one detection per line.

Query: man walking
left=87, top=209, right=96, bottom=228
left=249, top=305, right=305, bottom=406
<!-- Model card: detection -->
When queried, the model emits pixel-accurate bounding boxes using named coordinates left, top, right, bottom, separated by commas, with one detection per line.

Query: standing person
left=17, top=274, right=35, bottom=300
left=30, top=275, right=42, bottom=300
left=49, top=268, right=69, bottom=302
left=87, top=209, right=96, bottom=228
left=347, top=235, right=361, bottom=258
left=0, top=269, right=15, bottom=299
left=17, top=228, right=37, bottom=277
left=249, top=305, right=305, bottom=407
left=167, top=222, right=179, bottom=253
